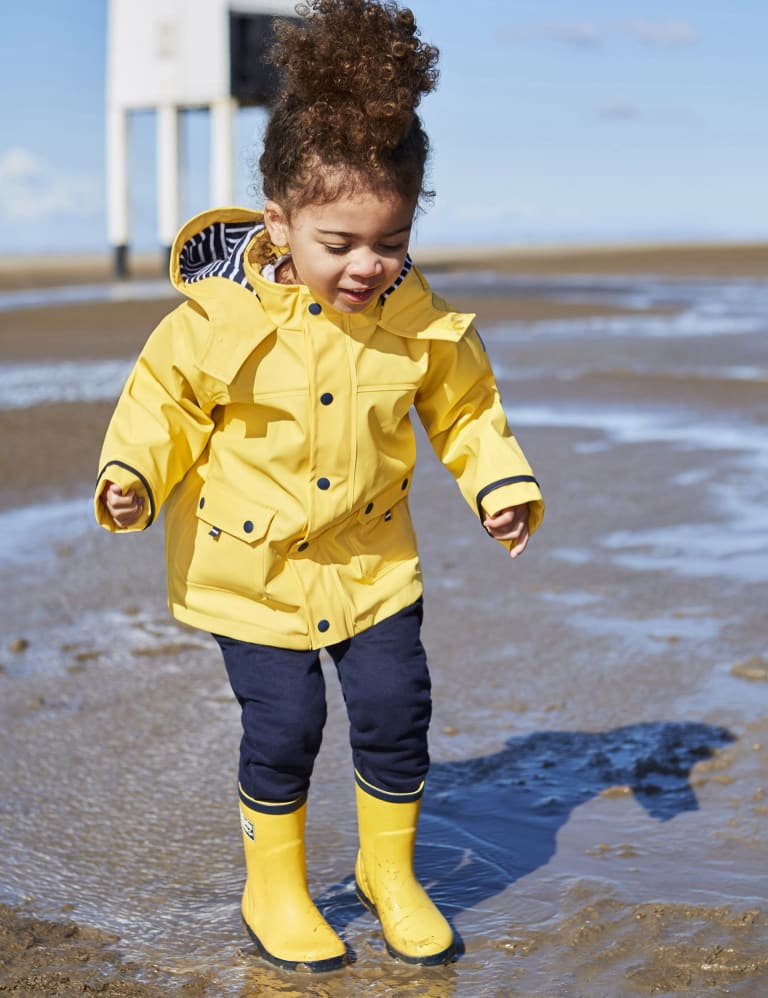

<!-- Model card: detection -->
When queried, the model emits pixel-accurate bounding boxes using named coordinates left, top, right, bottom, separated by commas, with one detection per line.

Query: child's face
left=263, top=188, right=416, bottom=313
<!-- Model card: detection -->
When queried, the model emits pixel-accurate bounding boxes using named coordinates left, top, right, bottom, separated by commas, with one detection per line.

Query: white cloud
left=0, top=147, right=101, bottom=223
left=1, top=148, right=44, bottom=182
left=541, top=21, right=603, bottom=47
left=599, top=100, right=643, bottom=120
left=501, top=20, right=603, bottom=47
left=627, top=18, right=698, bottom=47
left=501, top=17, right=697, bottom=49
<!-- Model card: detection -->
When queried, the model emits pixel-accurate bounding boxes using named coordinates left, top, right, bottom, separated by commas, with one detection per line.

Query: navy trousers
left=214, top=599, right=432, bottom=809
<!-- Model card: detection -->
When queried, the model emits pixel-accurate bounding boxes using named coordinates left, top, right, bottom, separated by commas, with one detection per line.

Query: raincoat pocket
left=186, top=485, right=276, bottom=601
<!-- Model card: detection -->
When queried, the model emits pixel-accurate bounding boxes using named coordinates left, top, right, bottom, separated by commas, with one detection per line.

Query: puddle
left=0, top=279, right=175, bottom=311
left=0, top=496, right=93, bottom=565
left=0, top=359, right=132, bottom=409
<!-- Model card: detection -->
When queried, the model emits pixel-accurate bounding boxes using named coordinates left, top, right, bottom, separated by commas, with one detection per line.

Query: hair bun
left=273, top=0, right=439, bottom=152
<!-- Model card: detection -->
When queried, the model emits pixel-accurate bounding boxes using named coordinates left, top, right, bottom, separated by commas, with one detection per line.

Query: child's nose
left=349, top=250, right=384, bottom=279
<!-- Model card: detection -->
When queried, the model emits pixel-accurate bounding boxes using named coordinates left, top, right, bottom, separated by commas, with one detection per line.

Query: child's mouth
left=340, top=287, right=377, bottom=305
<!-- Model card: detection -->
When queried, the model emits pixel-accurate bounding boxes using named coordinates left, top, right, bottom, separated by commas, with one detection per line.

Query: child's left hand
left=483, top=503, right=530, bottom=559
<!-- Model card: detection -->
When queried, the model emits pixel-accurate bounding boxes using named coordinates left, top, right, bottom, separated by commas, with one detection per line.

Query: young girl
left=95, top=0, right=543, bottom=974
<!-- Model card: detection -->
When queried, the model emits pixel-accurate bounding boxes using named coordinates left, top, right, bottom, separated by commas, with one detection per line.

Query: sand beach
left=1, top=242, right=767, bottom=995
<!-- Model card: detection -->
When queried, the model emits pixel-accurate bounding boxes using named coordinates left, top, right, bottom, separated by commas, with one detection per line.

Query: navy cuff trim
left=354, top=769, right=424, bottom=804
left=476, top=475, right=539, bottom=522
left=97, top=461, right=157, bottom=527
left=238, top=785, right=307, bottom=815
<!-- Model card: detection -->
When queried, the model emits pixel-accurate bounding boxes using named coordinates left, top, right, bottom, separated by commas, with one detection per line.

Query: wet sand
left=1, top=245, right=768, bottom=996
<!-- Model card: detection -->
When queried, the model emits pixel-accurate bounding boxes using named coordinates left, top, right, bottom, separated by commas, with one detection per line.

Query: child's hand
left=483, top=503, right=530, bottom=559
left=101, top=481, right=145, bottom=528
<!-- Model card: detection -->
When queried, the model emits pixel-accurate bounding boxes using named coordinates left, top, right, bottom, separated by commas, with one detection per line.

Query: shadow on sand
left=317, top=720, right=734, bottom=953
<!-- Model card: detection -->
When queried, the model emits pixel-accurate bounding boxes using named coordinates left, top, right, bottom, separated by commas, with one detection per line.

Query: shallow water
left=0, top=278, right=173, bottom=312
left=0, top=359, right=132, bottom=409
left=2, top=272, right=768, bottom=995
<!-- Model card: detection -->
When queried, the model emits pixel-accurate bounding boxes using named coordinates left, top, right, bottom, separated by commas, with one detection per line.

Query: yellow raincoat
left=95, top=208, right=543, bottom=649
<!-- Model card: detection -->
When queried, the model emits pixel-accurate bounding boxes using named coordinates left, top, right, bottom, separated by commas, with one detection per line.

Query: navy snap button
left=298, top=541, right=309, bottom=552
left=318, top=619, right=330, bottom=633
left=243, top=520, right=254, bottom=533
left=199, top=497, right=205, bottom=508
left=308, top=302, right=322, bottom=315
left=320, top=392, right=333, bottom=405
left=401, top=477, right=409, bottom=490
left=317, top=477, right=331, bottom=490
left=365, top=502, right=374, bottom=514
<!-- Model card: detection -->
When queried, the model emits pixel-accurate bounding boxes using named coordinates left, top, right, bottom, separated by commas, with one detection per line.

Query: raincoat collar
left=170, top=207, right=476, bottom=369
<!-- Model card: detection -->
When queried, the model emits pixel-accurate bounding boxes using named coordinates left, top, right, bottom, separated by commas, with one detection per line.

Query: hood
left=169, top=207, right=475, bottom=343
left=170, top=207, right=266, bottom=296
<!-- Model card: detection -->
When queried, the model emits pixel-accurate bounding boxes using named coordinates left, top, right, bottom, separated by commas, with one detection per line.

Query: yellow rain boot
left=238, top=794, right=348, bottom=972
left=354, top=775, right=455, bottom=965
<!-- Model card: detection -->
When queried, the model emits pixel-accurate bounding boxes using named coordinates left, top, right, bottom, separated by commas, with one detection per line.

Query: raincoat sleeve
left=94, top=303, right=215, bottom=532
left=414, top=322, right=544, bottom=541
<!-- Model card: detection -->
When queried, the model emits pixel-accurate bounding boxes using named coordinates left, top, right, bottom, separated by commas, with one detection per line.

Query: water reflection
left=0, top=279, right=175, bottom=311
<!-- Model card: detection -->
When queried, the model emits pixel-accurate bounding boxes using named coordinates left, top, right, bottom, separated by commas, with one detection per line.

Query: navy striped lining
left=179, top=221, right=264, bottom=292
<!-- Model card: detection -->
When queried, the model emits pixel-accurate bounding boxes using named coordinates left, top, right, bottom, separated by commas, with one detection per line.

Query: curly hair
left=259, top=0, right=439, bottom=214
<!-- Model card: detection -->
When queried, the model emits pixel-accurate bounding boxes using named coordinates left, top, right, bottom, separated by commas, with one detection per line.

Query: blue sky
left=1, top=0, right=766, bottom=256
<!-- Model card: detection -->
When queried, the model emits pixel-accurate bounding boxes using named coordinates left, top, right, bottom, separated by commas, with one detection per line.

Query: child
left=95, top=0, right=543, bottom=974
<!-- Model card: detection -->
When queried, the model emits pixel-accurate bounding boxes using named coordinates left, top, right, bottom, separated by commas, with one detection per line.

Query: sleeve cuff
left=478, top=481, right=544, bottom=536
left=94, top=462, right=154, bottom=532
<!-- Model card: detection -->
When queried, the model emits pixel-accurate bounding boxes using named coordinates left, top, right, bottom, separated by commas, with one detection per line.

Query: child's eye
left=324, top=244, right=349, bottom=255
left=380, top=242, right=406, bottom=253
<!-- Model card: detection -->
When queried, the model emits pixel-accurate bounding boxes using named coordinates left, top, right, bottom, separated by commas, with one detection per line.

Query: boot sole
left=242, top=916, right=348, bottom=973
left=355, top=881, right=456, bottom=966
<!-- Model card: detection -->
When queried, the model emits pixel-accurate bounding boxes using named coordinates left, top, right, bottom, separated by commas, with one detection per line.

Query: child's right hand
left=101, top=481, right=145, bottom=528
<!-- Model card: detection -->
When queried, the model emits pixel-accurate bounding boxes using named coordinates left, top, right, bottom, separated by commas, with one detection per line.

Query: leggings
left=214, top=599, right=432, bottom=808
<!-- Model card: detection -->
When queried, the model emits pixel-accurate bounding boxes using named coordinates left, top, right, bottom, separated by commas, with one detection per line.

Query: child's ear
left=263, top=200, right=290, bottom=248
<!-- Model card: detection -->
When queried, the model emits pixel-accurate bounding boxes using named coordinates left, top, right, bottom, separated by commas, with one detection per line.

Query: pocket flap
left=358, top=475, right=412, bottom=523
left=196, top=486, right=275, bottom=544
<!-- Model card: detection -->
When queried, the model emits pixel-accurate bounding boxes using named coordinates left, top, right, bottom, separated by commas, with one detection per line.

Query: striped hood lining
left=179, top=221, right=263, bottom=292
left=178, top=219, right=412, bottom=303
